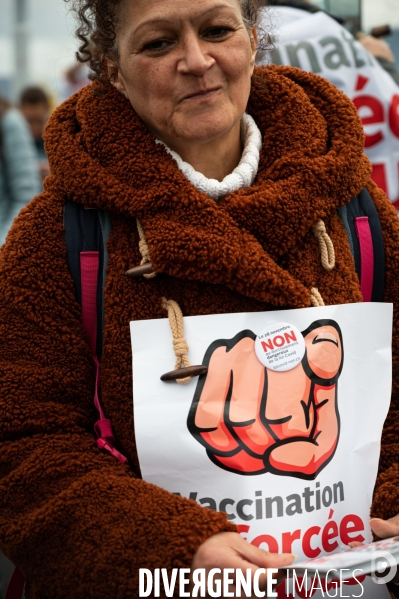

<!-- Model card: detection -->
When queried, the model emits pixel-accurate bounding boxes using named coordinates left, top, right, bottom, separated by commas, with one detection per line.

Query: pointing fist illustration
left=187, top=320, right=343, bottom=479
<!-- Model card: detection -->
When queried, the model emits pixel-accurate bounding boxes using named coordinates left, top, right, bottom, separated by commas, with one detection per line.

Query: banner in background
left=258, top=8, right=399, bottom=210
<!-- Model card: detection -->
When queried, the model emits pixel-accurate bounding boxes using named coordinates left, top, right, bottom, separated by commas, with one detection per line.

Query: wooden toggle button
left=125, top=263, right=154, bottom=278
left=161, top=365, right=208, bottom=382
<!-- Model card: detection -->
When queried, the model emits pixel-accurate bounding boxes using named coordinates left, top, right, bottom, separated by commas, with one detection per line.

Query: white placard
left=131, top=303, right=393, bottom=598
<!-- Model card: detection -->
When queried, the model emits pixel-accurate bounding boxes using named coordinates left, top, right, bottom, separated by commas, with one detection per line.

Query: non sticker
left=255, top=321, right=306, bottom=372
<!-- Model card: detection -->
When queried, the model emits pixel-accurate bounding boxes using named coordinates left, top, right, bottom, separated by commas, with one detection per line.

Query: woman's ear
left=106, top=59, right=128, bottom=98
left=249, top=28, right=258, bottom=72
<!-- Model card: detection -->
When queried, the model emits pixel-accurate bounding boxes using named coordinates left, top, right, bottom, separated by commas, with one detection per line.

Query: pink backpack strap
left=80, top=251, right=99, bottom=357
left=80, top=251, right=128, bottom=464
left=354, top=217, right=374, bottom=302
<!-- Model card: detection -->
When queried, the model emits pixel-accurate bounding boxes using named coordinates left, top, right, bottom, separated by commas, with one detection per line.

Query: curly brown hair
left=65, top=0, right=267, bottom=83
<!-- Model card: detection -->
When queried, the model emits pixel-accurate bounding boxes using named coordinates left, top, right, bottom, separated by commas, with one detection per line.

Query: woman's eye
left=203, top=26, right=233, bottom=40
left=142, top=39, right=171, bottom=52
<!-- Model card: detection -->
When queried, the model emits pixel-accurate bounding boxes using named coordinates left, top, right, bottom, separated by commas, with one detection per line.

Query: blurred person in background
left=258, top=0, right=399, bottom=209
left=0, top=96, right=41, bottom=246
left=359, top=33, right=399, bottom=85
left=59, top=62, right=90, bottom=102
left=20, top=87, right=51, bottom=182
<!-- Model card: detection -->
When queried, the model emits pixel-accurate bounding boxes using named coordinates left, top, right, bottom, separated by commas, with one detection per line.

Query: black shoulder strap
left=338, top=188, right=385, bottom=302
left=64, top=201, right=111, bottom=358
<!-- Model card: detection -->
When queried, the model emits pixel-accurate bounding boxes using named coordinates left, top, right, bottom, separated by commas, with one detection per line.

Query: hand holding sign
left=188, top=321, right=343, bottom=478
left=371, top=516, right=399, bottom=541
left=191, top=531, right=294, bottom=598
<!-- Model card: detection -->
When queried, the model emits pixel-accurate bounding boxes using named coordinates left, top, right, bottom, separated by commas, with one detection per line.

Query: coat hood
left=44, top=65, right=370, bottom=308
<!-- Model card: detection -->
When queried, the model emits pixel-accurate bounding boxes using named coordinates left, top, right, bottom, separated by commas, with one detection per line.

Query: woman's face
left=110, top=0, right=257, bottom=150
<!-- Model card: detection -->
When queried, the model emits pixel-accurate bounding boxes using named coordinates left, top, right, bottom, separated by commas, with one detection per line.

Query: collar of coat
left=44, top=65, right=370, bottom=309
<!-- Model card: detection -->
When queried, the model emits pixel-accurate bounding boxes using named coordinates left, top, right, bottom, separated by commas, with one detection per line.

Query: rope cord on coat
left=134, top=224, right=191, bottom=383
left=136, top=219, right=157, bottom=279
left=310, top=287, right=325, bottom=307
left=313, top=220, right=335, bottom=272
left=135, top=218, right=329, bottom=367
left=162, top=298, right=192, bottom=385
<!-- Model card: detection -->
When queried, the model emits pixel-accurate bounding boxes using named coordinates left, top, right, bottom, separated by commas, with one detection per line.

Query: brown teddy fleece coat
left=0, top=65, right=399, bottom=598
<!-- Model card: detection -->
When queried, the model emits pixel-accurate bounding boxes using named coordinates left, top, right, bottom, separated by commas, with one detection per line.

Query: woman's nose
left=177, top=32, right=215, bottom=75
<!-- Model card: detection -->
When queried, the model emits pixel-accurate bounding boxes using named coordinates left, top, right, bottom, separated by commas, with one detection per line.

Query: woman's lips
left=181, top=87, right=221, bottom=102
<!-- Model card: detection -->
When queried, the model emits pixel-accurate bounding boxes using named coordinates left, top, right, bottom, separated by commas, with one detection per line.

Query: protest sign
left=131, top=303, right=393, bottom=598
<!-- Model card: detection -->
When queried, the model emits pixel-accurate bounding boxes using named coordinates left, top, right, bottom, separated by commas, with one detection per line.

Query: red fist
left=188, top=320, right=343, bottom=479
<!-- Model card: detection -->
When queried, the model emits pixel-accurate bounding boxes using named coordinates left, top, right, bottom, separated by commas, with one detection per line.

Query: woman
left=0, top=96, right=41, bottom=245
left=0, top=0, right=399, bottom=597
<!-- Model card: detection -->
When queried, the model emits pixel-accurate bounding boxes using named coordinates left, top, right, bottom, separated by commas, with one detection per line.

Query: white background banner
left=258, top=7, right=399, bottom=209
left=131, top=303, right=393, bottom=598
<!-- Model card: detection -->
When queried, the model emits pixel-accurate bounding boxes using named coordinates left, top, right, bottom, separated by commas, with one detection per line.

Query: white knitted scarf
left=158, top=113, right=262, bottom=201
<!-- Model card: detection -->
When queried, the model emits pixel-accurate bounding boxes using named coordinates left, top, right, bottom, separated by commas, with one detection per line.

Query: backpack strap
left=338, top=188, right=385, bottom=302
left=64, top=200, right=126, bottom=462
left=80, top=250, right=127, bottom=464
left=63, top=200, right=111, bottom=358
left=354, top=218, right=374, bottom=303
